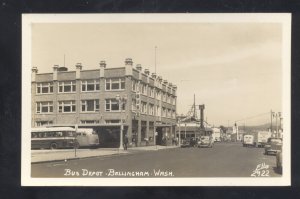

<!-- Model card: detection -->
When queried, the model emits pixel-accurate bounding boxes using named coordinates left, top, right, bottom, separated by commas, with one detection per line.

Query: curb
left=31, top=146, right=179, bottom=164
left=31, top=151, right=130, bottom=164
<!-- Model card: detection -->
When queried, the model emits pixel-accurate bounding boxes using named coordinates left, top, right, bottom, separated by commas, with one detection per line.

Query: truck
left=211, top=127, right=221, bottom=142
left=243, top=131, right=271, bottom=148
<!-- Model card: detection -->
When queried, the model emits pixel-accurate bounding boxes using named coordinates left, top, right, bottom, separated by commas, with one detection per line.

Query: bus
left=31, top=127, right=77, bottom=149
left=76, top=128, right=99, bottom=148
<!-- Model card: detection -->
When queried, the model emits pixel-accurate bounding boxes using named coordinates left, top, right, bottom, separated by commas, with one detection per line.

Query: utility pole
left=193, top=94, right=196, bottom=119
left=270, top=110, right=273, bottom=133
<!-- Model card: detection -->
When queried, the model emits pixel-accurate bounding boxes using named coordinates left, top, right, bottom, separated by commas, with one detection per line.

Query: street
left=31, top=142, right=282, bottom=178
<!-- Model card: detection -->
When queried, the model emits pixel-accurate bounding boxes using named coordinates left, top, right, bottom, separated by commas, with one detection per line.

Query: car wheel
left=50, top=142, right=58, bottom=150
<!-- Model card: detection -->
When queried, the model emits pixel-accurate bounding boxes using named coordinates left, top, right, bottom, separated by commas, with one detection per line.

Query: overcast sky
left=32, top=22, right=282, bottom=126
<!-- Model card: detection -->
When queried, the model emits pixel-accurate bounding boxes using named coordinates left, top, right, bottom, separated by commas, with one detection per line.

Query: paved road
left=31, top=142, right=281, bottom=178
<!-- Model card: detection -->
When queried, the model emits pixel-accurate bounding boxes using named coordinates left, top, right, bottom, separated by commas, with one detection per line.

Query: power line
left=235, top=112, right=270, bottom=123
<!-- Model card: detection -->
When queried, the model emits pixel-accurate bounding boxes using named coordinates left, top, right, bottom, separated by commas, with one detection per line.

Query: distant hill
left=237, top=123, right=278, bottom=132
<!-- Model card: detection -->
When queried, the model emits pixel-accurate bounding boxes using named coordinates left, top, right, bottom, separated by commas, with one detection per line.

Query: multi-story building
left=31, top=58, right=177, bottom=147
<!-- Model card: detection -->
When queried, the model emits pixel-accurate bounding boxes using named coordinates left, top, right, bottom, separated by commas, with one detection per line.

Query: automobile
left=276, top=150, right=282, bottom=174
left=197, top=136, right=214, bottom=148
left=264, top=137, right=282, bottom=155
left=181, top=138, right=191, bottom=148
left=180, top=137, right=198, bottom=147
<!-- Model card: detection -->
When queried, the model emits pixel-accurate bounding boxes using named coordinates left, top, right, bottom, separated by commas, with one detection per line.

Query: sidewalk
left=31, top=145, right=179, bottom=163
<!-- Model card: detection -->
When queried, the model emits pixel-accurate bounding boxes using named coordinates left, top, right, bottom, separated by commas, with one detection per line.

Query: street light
left=116, top=94, right=127, bottom=150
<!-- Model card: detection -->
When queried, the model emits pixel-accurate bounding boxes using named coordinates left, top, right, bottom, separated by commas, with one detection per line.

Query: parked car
left=264, top=137, right=282, bottom=155
left=276, top=151, right=282, bottom=174
left=181, top=137, right=198, bottom=147
left=197, top=136, right=214, bottom=148
left=181, top=138, right=191, bottom=148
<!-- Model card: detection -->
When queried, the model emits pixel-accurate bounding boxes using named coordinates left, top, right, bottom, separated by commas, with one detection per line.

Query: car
left=197, top=136, right=214, bottom=148
left=276, top=151, right=282, bottom=174
left=181, top=138, right=191, bottom=148
left=264, top=137, right=282, bottom=155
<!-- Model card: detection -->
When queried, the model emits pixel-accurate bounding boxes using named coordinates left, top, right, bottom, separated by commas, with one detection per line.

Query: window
left=156, top=91, right=161, bottom=100
left=167, top=94, right=171, bottom=103
left=81, top=99, right=99, bottom=112
left=162, top=93, right=166, bottom=102
left=35, top=121, right=53, bottom=127
left=36, top=102, right=53, bottom=113
left=156, top=106, right=161, bottom=116
left=58, top=101, right=76, bottom=113
left=141, top=83, right=147, bottom=95
left=172, top=97, right=176, bottom=105
left=149, top=87, right=154, bottom=98
left=132, top=99, right=137, bottom=111
left=167, top=109, right=171, bottom=118
left=173, top=110, right=176, bottom=119
left=105, top=99, right=124, bottom=112
left=141, top=102, right=147, bottom=114
left=81, top=80, right=100, bottom=92
left=59, top=81, right=76, bottom=93
left=149, top=104, right=154, bottom=115
left=36, top=82, right=53, bottom=94
left=132, top=80, right=138, bottom=91
left=80, top=120, right=99, bottom=124
left=106, top=78, right=125, bottom=90
left=162, top=107, right=166, bottom=117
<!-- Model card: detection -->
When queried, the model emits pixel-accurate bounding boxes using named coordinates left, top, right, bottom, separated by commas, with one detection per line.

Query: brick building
left=31, top=58, right=177, bottom=147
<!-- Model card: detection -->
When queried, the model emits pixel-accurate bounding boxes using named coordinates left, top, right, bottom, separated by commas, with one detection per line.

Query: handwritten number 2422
left=251, top=170, right=269, bottom=177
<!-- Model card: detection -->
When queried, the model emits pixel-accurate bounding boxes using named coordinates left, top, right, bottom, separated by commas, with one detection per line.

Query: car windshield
left=201, top=137, right=209, bottom=140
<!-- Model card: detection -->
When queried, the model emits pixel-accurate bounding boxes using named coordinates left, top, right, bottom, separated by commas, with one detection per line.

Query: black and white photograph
left=21, top=14, right=291, bottom=186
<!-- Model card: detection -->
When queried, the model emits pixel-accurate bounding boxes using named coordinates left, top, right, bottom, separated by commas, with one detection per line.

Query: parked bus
left=31, top=127, right=77, bottom=149
left=76, top=128, right=99, bottom=148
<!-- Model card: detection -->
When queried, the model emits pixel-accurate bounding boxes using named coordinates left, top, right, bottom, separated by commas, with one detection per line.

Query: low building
left=31, top=58, right=177, bottom=147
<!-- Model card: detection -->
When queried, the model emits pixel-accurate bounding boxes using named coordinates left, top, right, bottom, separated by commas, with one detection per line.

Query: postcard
left=22, top=13, right=291, bottom=186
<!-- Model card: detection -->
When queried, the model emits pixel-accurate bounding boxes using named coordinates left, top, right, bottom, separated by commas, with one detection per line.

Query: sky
left=31, top=22, right=283, bottom=126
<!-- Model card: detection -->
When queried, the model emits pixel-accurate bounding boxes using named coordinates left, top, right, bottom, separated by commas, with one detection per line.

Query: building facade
left=31, top=58, right=177, bottom=147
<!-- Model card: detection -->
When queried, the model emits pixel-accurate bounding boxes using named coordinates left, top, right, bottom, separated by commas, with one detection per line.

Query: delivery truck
left=243, top=131, right=271, bottom=148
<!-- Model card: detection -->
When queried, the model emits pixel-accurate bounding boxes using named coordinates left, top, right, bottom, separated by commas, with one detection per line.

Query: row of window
left=35, top=120, right=121, bottom=127
left=36, top=79, right=176, bottom=105
left=36, top=99, right=124, bottom=113
left=36, top=100, right=176, bottom=118
left=36, top=78, right=125, bottom=94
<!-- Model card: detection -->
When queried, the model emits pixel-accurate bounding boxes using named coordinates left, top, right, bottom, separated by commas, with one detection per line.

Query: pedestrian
left=123, top=135, right=129, bottom=150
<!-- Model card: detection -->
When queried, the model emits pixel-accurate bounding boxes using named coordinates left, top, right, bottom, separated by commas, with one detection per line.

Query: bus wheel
left=50, top=142, right=58, bottom=150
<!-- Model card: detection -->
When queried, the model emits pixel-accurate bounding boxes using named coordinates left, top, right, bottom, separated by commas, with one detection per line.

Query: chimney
left=53, top=65, right=59, bottom=81
left=172, top=85, right=177, bottom=89
left=125, top=58, right=133, bottom=66
left=144, top=69, right=150, bottom=76
left=136, top=64, right=142, bottom=71
left=158, top=76, right=162, bottom=81
left=163, top=80, right=168, bottom=85
left=151, top=73, right=157, bottom=79
left=124, top=58, right=133, bottom=76
left=31, top=67, right=38, bottom=82
left=76, top=63, right=82, bottom=79
left=100, top=60, right=106, bottom=68
left=99, top=60, right=106, bottom=78
left=168, top=82, right=173, bottom=87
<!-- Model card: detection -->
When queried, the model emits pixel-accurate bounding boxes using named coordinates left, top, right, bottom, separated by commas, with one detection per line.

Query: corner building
left=31, top=58, right=177, bottom=147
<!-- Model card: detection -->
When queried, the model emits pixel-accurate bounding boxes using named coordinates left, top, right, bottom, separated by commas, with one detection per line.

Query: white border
left=22, top=13, right=291, bottom=186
